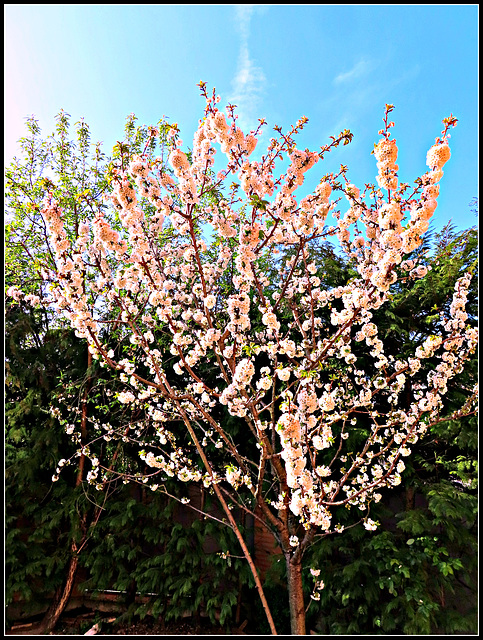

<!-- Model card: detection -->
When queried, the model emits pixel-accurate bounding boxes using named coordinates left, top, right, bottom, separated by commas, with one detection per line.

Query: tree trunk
left=286, top=553, right=306, bottom=635
left=37, top=542, right=80, bottom=633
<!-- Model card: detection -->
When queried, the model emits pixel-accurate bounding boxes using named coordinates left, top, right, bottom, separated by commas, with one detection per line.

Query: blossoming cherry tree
left=9, top=86, right=477, bottom=635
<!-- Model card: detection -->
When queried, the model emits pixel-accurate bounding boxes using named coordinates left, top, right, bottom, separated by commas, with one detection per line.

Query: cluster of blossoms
left=38, top=200, right=99, bottom=340
left=334, top=121, right=455, bottom=296
left=309, top=568, right=325, bottom=602
left=227, top=291, right=251, bottom=332
left=374, top=137, right=399, bottom=191
left=9, top=88, right=476, bottom=570
left=140, top=449, right=203, bottom=485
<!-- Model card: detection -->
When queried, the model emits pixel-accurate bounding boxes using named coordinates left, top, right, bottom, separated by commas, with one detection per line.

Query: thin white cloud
left=235, top=4, right=254, bottom=41
left=333, top=58, right=372, bottom=85
left=229, top=5, right=267, bottom=131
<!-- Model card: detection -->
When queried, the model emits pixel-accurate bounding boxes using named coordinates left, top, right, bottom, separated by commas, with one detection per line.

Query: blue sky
left=5, top=4, right=478, bottom=232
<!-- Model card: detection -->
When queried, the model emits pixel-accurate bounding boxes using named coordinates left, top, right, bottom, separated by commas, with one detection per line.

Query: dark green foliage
left=304, top=471, right=476, bottom=635
left=80, top=492, right=253, bottom=627
left=5, top=303, right=89, bottom=616
left=299, top=223, right=478, bottom=635
left=251, top=583, right=292, bottom=635
left=5, top=301, right=251, bottom=629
